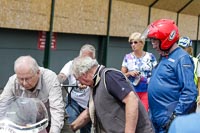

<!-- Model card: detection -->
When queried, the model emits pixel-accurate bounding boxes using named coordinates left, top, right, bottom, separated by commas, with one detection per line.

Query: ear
left=37, top=70, right=40, bottom=75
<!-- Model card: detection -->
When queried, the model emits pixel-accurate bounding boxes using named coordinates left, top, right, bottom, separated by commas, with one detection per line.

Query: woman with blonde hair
left=121, top=32, right=157, bottom=111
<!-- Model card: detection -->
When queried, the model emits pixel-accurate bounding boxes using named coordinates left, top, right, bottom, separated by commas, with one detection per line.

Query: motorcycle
left=0, top=97, right=48, bottom=133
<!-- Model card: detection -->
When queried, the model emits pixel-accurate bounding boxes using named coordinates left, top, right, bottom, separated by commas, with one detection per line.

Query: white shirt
left=60, top=60, right=90, bottom=109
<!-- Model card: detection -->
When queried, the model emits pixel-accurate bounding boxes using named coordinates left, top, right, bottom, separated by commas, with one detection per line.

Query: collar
left=93, top=65, right=104, bottom=87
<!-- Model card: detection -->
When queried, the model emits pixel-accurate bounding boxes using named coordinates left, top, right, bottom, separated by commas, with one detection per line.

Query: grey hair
left=79, top=44, right=96, bottom=58
left=14, top=55, right=39, bottom=74
left=71, top=56, right=98, bottom=78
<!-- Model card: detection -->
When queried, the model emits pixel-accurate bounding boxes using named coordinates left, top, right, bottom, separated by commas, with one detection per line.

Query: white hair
left=14, top=55, right=39, bottom=74
left=71, top=56, right=98, bottom=78
left=79, top=44, right=96, bottom=58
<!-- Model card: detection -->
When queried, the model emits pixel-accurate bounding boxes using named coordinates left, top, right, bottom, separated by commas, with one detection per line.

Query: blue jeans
left=66, top=97, right=91, bottom=133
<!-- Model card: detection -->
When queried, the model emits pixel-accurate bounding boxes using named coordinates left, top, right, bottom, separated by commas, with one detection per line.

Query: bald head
left=14, top=55, right=39, bottom=74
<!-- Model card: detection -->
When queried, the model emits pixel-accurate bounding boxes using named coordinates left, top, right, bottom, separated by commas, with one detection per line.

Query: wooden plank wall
left=178, top=14, right=198, bottom=40
left=0, top=0, right=199, bottom=39
left=110, top=0, right=148, bottom=37
left=153, top=0, right=189, bottom=12
left=150, top=8, right=177, bottom=24
left=53, top=0, right=108, bottom=35
left=0, top=0, right=51, bottom=31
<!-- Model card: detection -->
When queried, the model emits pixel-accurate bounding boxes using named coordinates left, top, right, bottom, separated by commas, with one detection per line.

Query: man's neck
left=28, top=87, right=36, bottom=92
left=169, top=43, right=178, bottom=54
left=160, top=43, right=178, bottom=57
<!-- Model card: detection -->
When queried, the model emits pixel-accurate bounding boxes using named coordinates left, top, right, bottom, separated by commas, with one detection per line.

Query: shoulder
left=171, top=48, right=192, bottom=64
left=145, top=52, right=156, bottom=59
left=124, top=53, right=133, bottom=58
left=63, top=60, right=73, bottom=67
left=103, top=68, right=125, bottom=79
left=9, top=74, right=17, bottom=81
left=40, top=67, right=57, bottom=79
left=5, top=74, right=18, bottom=87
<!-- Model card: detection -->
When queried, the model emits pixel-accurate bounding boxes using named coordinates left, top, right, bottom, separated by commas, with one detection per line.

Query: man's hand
left=78, top=83, right=87, bottom=89
left=163, top=112, right=176, bottom=131
left=69, top=109, right=91, bottom=132
left=69, top=123, right=78, bottom=132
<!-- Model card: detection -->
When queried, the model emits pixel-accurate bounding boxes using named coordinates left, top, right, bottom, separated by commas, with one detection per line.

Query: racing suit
left=148, top=47, right=197, bottom=133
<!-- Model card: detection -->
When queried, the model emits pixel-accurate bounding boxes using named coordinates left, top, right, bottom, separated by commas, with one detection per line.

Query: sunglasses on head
left=130, top=41, right=139, bottom=45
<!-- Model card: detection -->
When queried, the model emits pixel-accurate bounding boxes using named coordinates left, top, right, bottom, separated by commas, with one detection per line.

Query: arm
left=0, top=76, right=16, bottom=117
left=105, top=70, right=138, bottom=133
left=48, top=74, right=65, bottom=133
left=121, top=66, right=129, bottom=77
left=175, top=56, right=197, bottom=114
left=121, top=66, right=140, bottom=77
left=121, top=55, right=132, bottom=77
left=57, top=73, right=67, bottom=83
left=57, top=61, right=73, bottom=83
left=122, top=91, right=138, bottom=133
left=70, top=108, right=91, bottom=132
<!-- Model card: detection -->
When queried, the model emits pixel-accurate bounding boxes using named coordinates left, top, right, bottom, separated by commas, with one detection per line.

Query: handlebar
left=60, top=84, right=78, bottom=88
left=53, top=83, right=78, bottom=88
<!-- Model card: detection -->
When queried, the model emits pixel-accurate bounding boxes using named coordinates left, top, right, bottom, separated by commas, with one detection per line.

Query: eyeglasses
left=130, top=41, right=139, bottom=45
left=17, top=74, right=36, bottom=83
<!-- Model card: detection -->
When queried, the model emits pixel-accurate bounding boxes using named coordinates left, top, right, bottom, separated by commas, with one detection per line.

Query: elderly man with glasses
left=0, top=55, right=64, bottom=133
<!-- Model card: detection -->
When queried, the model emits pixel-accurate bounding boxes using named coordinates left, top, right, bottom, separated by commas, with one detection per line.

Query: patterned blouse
left=122, top=52, right=157, bottom=92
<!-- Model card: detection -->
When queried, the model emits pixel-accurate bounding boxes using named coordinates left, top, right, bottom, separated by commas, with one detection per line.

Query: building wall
left=0, top=28, right=99, bottom=88
left=0, top=28, right=43, bottom=88
left=0, top=0, right=200, bottom=88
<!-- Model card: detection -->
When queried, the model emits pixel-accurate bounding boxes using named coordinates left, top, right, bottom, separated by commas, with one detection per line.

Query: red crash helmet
left=147, top=19, right=179, bottom=51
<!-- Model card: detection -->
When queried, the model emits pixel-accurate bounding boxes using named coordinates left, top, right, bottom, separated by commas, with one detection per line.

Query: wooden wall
left=0, top=0, right=51, bottom=31
left=110, top=0, right=148, bottom=37
left=178, top=14, right=198, bottom=40
left=150, top=8, right=177, bottom=24
left=53, top=0, right=108, bottom=35
left=0, top=0, right=200, bottom=39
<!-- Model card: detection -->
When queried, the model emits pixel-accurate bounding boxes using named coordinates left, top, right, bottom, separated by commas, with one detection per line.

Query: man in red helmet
left=142, top=19, right=197, bottom=133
